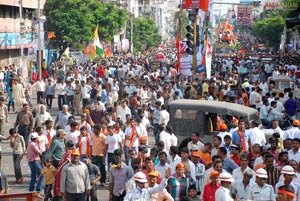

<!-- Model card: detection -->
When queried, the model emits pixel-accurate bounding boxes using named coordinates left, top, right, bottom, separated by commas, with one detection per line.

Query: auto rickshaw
left=268, top=75, right=294, bottom=95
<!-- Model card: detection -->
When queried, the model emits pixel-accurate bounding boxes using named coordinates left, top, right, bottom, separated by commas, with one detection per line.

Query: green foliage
left=44, top=0, right=126, bottom=55
left=251, top=15, right=284, bottom=48
left=127, top=18, right=162, bottom=53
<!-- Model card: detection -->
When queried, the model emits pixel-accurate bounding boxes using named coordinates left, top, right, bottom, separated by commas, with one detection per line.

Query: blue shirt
left=285, top=98, right=297, bottom=116
left=222, top=157, right=239, bottom=174
left=232, top=130, right=250, bottom=151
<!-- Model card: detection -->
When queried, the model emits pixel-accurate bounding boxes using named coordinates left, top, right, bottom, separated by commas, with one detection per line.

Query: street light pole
left=130, top=11, right=134, bottom=54
left=19, top=0, right=24, bottom=76
left=37, top=0, right=42, bottom=77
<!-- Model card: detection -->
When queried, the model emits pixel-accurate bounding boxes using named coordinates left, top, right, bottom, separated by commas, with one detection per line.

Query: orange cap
left=210, top=171, right=220, bottom=177
left=176, top=163, right=185, bottom=169
left=254, top=163, right=266, bottom=171
left=83, top=109, right=90, bottom=114
left=149, top=171, right=158, bottom=177
left=293, top=120, right=300, bottom=126
left=71, top=149, right=80, bottom=156
left=191, top=151, right=202, bottom=158
left=139, top=136, right=148, bottom=143
left=219, top=123, right=227, bottom=131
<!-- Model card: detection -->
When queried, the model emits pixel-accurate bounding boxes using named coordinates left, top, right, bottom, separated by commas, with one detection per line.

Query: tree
left=44, top=0, right=126, bottom=56
left=251, top=15, right=284, bottom=48
left=127, top=18, right=162, bottom=53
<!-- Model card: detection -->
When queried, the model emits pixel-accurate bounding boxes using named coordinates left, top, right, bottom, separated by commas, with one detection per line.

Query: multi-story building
left=138, top=0, right=179, bottom=40
left=0, top=0, right=45, bottom=78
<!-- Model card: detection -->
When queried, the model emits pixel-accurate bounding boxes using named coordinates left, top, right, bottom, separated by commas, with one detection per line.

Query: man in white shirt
left=247, top=168, right=276, bottom=201
left=231, top=169, right=254, bottom=200
left=249, top=121, right=266, bottom=146
left=35, top=77, right=45, bottom=104
left=284, top=120, right=300, bottom=140
left=154, top=151, right=170, bottom=179
left=288, top=138, right=300, bottom=163
left=215, top=172, right=234, bottom=201
left=105, top=125, right=122, bottom=164
left=81, top=81, right=92, bottom=110
left=67, top=121, right=80, bottom=144
left=187, top=132, right=204, bottom=152
left=117, top=100, right=131, bottom=124
left=275, top=165, right=300, bottom=201
left=232, top=153, right=254, bottom=181
left=268, top=101, right=284, bottom=122
left=159, top=105, right=169, bottom=127
left=249, top=87, right=260, bottom=109
left=158, top=125, right=172, bottom=152
left=55, top=79, right=66, bottom=111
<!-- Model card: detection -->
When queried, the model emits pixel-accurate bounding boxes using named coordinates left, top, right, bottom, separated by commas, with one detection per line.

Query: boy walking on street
left=37, top=158, right=56, bottom=201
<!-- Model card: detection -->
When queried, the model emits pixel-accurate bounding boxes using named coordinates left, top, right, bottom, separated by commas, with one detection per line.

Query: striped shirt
left=166, top=174, right=195, bottom=201
left=266, top=167, right=281, bottom=188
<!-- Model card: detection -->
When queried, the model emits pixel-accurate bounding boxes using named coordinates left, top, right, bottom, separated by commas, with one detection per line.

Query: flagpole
left=177, top=0, right=183, bottom=72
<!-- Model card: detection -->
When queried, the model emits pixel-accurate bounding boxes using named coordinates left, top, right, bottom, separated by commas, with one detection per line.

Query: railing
left=0, top=192, right=35, bottom=201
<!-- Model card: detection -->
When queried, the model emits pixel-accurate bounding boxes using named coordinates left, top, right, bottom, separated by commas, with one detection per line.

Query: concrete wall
left=0, top=0, right=46, bottom=9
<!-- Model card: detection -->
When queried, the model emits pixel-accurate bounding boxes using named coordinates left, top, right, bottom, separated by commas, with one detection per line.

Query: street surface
left=1, top=88, right=157, bottom=200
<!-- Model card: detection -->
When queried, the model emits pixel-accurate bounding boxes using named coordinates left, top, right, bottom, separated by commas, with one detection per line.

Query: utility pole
left=19, top=0, right=24, bottom=76
left=130, top=8, right=134, bottom=54
left=37, top=0, right=42, bottom=77
left=192, top=18, right=197, bottom=75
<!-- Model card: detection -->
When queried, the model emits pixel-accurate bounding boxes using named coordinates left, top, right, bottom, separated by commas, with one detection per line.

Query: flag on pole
left=47, top=32, right=56, bottom=39
left=175, top=30, right=181, bottom=71
left=199, top=0, right=209, bottom=12
left=186, top=0, right=192, bottom=10
left=92, top=25, right=104, bottom=58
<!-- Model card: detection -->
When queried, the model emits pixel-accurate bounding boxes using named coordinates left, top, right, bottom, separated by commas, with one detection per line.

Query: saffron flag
left=92, top=25, right=104, bottom=58
left=186, top=0, right=192, bottom=10
left=47, top=32, right=56, bottom=39
left=199, top=0, right=209, bottom=12
left=104, top=48, right=112, bottom=58
left=175, top=30, right=181, bottom=71
left=83, top=46, right=89, bottom=56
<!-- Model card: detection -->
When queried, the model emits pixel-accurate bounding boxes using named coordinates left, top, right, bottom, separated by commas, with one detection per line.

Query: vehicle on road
left=268, top=75, right=294, bottom=95
left=168, top=100, right=259, bottom=144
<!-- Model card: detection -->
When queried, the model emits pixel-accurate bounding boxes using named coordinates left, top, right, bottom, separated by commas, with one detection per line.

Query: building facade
left=0, top=0, right=45, bottom=79
left=138, top=0, right=179, bottom=40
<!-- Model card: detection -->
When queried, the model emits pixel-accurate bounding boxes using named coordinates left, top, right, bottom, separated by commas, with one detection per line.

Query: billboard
left=182, top=0, right=200, bottom=9
left=0, top=32, right=34, bottom=50
left=237, top=6, right=253, bottom=26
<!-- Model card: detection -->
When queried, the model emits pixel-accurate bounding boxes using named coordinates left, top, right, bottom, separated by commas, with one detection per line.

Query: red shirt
left=202, top=182, right=221, bottom=201
left=231, top=155, right=241, bottom=166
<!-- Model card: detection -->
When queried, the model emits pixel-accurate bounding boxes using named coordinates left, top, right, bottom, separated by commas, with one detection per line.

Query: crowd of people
left=0, top=53, right=299, bottom=201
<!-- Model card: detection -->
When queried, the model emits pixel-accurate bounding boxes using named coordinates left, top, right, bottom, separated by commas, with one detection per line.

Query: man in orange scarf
left=232, top=119, right=251, bottom=153
left=76, top=127, right=91, bottom=160
left=124, top=118, right=141, bottom=162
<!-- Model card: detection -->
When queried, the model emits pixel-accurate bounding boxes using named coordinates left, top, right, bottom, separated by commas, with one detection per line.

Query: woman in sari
left=52, top=140, right=74, bottom=200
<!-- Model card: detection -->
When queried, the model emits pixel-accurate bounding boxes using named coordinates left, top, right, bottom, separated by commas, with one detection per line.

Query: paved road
left=1, top=87, right=157, bottom=200
left=0, top=91, right=114, bottom=200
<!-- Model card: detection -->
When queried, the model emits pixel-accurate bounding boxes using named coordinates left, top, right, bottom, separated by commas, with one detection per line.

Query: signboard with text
left=237, top=6, right=253, bottom=26
left=264, top=0, right=299, bottom=10
left=182, top=0, right=200, bottom=9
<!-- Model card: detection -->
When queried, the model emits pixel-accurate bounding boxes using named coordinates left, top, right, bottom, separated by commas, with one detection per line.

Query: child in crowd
left=37, top=158, right=56, bottom=201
